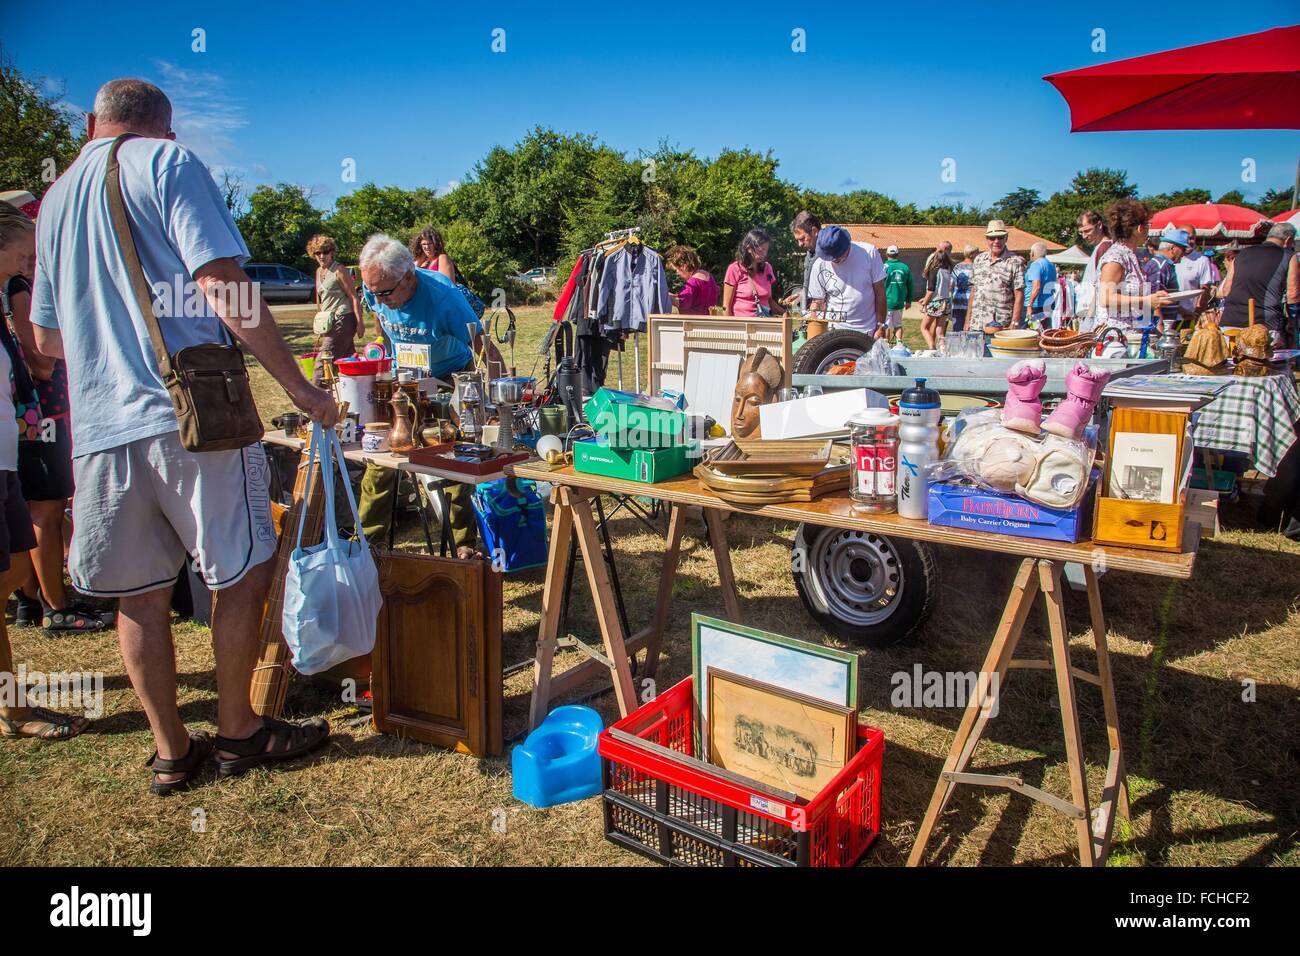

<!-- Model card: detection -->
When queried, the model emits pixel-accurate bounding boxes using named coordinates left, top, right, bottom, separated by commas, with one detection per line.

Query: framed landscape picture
left=691, top=613, right=858, bottom=759
left=707, top=669, right=855, bottom=801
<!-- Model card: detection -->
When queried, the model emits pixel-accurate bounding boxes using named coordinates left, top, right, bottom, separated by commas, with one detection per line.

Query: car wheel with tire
left=792, top=328, right=874, bottom=376
left=791, top=522, right=938, bottom=647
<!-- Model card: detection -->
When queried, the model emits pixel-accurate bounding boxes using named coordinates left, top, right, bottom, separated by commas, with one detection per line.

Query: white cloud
left=152, top=59, right=247, bottom=167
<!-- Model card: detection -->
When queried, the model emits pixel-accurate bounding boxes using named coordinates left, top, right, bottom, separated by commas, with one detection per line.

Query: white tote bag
left=282, top=424, right=382, bottom=675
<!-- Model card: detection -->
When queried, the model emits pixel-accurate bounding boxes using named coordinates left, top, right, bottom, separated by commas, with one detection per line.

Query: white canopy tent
left=1047, top=245, right=1090, bottom=266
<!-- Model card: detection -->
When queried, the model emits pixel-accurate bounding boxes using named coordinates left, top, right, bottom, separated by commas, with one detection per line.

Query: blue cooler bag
left=472, top=478, right=548, bottom=572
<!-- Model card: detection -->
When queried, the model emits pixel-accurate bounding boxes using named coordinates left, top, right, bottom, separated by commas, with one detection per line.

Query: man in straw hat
left=967, top=220, right=1025, bottom=330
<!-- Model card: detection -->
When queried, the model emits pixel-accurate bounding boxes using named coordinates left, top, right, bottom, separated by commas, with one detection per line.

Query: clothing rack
left=557, top=227, right=665, bottom=393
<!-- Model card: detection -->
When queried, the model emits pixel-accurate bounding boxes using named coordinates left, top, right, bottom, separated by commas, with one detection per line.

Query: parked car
left=512, top=267, right=556, bottom=286
left=245, top=263, right=315, bottom=304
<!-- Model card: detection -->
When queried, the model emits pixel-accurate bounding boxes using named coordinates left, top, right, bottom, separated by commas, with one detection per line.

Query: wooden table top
left=512, top=463, right=1199, bottom=580
left=262, top=431, right=511, bottom=485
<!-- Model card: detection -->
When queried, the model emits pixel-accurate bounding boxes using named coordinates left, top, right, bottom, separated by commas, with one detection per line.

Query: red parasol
left=1044, top=25, right=1300, bottom=132
left=1149, top=202, right=1272, bottom=239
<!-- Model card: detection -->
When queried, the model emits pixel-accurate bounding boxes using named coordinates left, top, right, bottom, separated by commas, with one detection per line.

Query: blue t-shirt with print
left=1024, top=258, right=1057, bottom=311
left=363, top=268, right=478, bottom=378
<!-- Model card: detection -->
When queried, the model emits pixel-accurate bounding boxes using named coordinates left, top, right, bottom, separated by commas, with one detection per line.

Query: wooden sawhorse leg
left=908, top=558, right=1129, bottom=867
left=528, top=497, right=744, bottom=728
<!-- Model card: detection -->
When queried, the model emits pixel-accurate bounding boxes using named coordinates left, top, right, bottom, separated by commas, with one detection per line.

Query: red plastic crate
left=598, top=676, right=883, bottom=867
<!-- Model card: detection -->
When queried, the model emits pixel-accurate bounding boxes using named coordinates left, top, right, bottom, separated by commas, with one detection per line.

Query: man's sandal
left=147, top=731, right=214, bottom=796
left=214, top=716, right=330, bottom=778
left=0, top=707, right=92, bottom=740
left=43, top=600, right=108, bottom=634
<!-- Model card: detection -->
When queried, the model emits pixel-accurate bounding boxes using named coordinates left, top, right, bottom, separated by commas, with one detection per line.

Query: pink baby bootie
left=1043, top=363, right=1111, bottom=439
left=1002, top=359, right=1047, bottom=433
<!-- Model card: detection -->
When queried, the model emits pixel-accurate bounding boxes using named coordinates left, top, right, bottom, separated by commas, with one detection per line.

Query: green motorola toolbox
left=572, top=438, right=700, bottom=484
left=583, top=388, right=688, bottom=448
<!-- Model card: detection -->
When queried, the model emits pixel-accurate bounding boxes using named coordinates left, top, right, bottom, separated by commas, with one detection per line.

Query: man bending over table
left=357, top=234, right=491, bottom=558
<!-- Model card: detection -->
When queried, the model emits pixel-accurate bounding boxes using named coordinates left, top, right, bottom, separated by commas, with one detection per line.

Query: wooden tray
left=406, top=443, right=530, bottom=476
left=707, top=438, right=833, bottom=476
left=694, top=464, right=850, bottom=504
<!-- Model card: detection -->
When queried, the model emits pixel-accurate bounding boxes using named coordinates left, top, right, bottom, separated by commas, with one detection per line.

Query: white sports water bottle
left=897, top=378, right=942, bottom=520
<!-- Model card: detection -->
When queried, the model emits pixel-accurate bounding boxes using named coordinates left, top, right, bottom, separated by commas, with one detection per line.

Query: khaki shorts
left=70, top=432, right=277, bottom=596
left=886, top=309, right=904, bottom=328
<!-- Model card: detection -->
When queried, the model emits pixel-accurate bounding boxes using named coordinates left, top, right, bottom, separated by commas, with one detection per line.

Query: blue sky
left=7, top=1, right=1299, bottom=210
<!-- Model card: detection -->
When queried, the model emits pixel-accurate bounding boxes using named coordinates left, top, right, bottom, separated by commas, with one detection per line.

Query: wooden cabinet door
left=372, top=552, right=503, bottom=756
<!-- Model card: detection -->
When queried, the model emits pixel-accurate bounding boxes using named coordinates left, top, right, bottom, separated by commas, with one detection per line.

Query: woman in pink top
left=666, top=245, right=718, bottom=315
left=723, top=228, right=776, bottom=316
left=410, top=226, right=457, bottom=282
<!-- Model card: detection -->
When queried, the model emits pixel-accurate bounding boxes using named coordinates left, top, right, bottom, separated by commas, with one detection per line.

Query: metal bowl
left=490, top=376, right=534, bottom=405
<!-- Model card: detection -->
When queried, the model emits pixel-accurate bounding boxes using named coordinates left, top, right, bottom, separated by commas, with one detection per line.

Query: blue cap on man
left=1159, top=226, right=1190, bottom=249
left=816, top=225, right=852, bottom=260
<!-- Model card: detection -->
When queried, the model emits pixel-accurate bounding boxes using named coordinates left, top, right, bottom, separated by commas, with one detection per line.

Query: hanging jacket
left=596, top=244, right=670, bottom=332
left=552, top=257, right=585, bottom=322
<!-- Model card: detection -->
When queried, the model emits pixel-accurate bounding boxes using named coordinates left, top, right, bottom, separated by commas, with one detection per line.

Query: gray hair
left=0, top=201, right=35, bottom=250
left=1267, top=221, right=1296, bottom=243
left=1030, top=241, right=1047, bottom=258
left=359, top=233, right=415, bottom=278
left=93, top=79, right=172, bottom=134
left=1158, top=241, right=1182, bottom=255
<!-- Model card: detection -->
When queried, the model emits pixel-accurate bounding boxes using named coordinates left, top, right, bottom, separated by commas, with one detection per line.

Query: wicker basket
left=1040, top=328, right=1097, bottom=358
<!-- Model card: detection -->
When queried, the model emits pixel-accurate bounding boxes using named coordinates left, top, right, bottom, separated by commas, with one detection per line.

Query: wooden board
left=250, top=447, right=326, bottom=717
left=371, top=551, right=503, bottom=756
left=511, top=463, right=1198, bottom=579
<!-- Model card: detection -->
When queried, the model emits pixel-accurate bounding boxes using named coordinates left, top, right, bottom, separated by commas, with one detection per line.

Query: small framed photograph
left=707, top=669, right=855, bottom=801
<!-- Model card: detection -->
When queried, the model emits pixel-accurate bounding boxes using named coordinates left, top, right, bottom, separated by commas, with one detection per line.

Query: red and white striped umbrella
left=1149, top=202, right=1272, bottom=239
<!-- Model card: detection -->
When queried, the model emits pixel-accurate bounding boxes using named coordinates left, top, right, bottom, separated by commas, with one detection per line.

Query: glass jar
left=847, top=408, right=900, bottom=513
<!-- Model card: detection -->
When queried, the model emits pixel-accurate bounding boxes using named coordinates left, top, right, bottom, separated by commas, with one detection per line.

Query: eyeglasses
left=369, top=274, right=408, bottom=300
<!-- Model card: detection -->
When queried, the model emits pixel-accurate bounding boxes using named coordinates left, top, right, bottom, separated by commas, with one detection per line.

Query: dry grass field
left=3, top=303, right=1297, bottom=867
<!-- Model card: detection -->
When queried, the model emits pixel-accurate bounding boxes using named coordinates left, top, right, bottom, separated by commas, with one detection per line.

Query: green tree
left=0, top=56, right=85, bottom=197
left=1214, top=189, right=1245, bottom=206
left=921, top=203, right=989, bottom=226
left=236, top=184, right=325, bottom=271
left=1256, top=186, right=1296, bottom=217
left=462, top=127, right=607, bottom=266
left=1026, top=167, right=1138, bottom=246
left=438, top=219, right=517, bottom=296
left=1141, top=187, right=1210, bottom=213
left=991, top=187, right=1042, bottom=226
left=325, top=183, right=443, bottom=261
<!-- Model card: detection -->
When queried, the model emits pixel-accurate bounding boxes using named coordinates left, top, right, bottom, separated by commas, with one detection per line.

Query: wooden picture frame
left=691, top=613, right=858, bottom=714
left=707, top=669, right=855, bottom=802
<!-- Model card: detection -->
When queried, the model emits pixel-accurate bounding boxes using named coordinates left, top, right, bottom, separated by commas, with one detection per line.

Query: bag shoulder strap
left=104, top=133, right=175, bottom=382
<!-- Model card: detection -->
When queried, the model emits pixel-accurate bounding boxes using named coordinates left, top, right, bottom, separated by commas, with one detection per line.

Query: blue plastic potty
left=511, top=705, right=604, bottom=808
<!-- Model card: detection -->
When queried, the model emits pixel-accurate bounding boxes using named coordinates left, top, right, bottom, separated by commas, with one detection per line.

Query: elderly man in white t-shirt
left=1174, top=224, right=1214, bottom=318
left=30, top=80, right=338, bottom=795
left=807, top=225, right=887, bottom=337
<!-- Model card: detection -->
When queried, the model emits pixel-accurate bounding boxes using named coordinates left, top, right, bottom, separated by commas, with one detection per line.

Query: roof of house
left=842, top=224, right=1065, bottom=253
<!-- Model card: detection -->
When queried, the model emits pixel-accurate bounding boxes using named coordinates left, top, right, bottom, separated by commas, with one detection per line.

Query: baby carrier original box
left=927, top=477, right=1097, bottom=543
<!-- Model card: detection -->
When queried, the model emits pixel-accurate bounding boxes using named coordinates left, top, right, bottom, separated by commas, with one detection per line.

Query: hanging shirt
left=597, top=245, right=670, bottom=331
